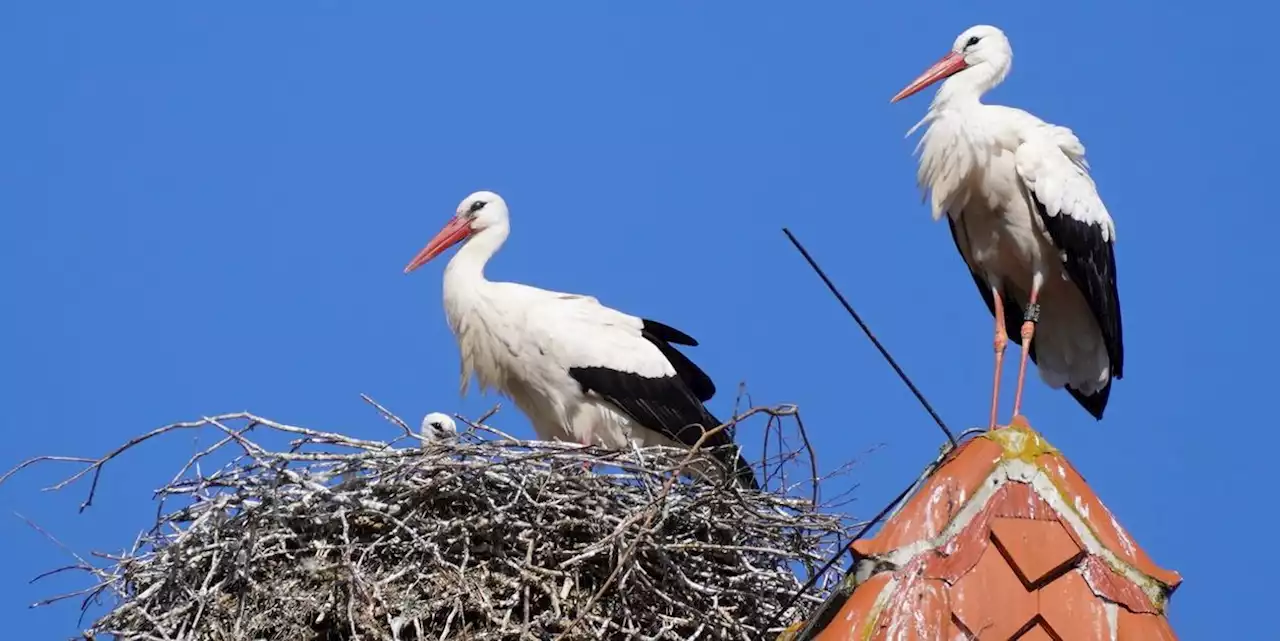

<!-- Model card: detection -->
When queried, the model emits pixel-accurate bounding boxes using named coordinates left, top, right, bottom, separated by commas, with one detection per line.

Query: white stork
left=402, top=190, right=759, bottom=490
left=421, top=412, right=458, bottom=442
left=890, top=25, right=1123, bottom=427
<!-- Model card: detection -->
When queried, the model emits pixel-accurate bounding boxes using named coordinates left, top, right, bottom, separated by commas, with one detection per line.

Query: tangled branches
left=3, top=399, right=857, bottom=640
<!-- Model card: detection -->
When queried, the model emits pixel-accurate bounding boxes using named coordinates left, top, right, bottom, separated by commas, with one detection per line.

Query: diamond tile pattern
left=989, top=518, right=1083, bottom=587
left=951, top=541, right=1036, bottom=639
left=797, top=419, right=1182, bottom=641
left=1019, top=624, right=1056, bottom=641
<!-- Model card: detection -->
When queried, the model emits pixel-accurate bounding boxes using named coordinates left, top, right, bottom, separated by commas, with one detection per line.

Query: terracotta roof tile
left=785, top=418, right=1183, bottom=641
left=822, top=572, right=892, bottom=639
left=1037, top=449, right=1182, bottom=586
left=1039, top=568, right=1110, bottom=638
left=951, top=540, right=1037, bottom=638
left=989, top=517, right=1082, bottom=587
left=852, top=437, right=1003, bottom=558
left=1118, top=607, right=1179, bottom=640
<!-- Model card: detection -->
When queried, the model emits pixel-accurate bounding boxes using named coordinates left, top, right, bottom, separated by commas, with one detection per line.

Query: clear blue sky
left=0, top=3, right=1271, bottom=638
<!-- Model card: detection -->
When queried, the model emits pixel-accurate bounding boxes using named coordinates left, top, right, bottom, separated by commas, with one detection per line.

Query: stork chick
left=421, top=412, right=458, bottom=442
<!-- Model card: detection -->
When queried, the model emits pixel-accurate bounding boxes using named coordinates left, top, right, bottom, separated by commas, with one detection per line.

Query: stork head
left=403, top=190, right=509, bottom=273
left=421, top=412, right=458, bottom=441
left=890, top=25, right=1012, bottom=104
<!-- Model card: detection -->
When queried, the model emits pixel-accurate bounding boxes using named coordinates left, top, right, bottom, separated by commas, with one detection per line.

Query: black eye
left=965, top=36, right=980, bottom=48
left=468, top=200, right=486, bottom=214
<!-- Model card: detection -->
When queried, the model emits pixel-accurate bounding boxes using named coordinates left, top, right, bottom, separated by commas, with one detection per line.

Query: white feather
left=1015, top=129, right=1115, bottom=242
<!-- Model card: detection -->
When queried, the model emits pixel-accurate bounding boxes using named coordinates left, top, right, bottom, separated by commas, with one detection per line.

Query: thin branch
left=360, top=393, right=413, bottom=438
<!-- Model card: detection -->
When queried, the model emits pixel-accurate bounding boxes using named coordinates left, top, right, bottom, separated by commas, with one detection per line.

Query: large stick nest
left=3, top=397, right=858, bottom=640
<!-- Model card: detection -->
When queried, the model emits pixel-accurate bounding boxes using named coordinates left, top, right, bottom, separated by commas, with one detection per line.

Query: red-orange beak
left=403, top=216, right=473, bottom=274
left=890, top=51, right=969, bottom=103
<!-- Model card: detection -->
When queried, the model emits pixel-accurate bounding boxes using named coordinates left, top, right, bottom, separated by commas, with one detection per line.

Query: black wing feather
left=642, top=319, right=715, bottom=401
left=1032, top=200, right=1124, bottom=380
left=569, top=323, right=757, bottom=489
left=641, top=318, right=700, bottom=347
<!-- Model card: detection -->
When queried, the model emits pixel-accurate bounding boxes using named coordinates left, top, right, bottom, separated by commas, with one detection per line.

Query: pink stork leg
left=1011, top=276, right=1044, bottom=420
left=989, top=287, right=1008, bottom=431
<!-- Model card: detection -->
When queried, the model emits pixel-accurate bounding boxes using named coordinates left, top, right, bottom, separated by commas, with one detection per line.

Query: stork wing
left=1015, top=131, right=1124, bottom=380
left=531, top=294, right=721, bottom=444
left=534, top=293, right=716, bottom=403
left=640, top=319, right=715, bottom=402
left=524, top=294, right=756, bottom=487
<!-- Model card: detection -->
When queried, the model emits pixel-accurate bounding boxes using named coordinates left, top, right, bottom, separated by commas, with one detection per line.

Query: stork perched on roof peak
left=891, top=24, right=1124, bottom=426
left=403, top=190, right=759, bottom=490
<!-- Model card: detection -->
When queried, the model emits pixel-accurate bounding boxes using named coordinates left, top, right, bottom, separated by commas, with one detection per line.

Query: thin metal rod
left=782, top=228, right=957, bottom=446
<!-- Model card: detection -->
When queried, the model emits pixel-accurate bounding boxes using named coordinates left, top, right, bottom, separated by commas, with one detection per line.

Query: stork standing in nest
left=403, top=191, right=758, bottom=490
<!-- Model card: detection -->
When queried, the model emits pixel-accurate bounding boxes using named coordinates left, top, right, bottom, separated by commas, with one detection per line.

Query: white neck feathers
left=443, top=222, right=509, bottom=286
left=931, top=60, right=1008, bottom=111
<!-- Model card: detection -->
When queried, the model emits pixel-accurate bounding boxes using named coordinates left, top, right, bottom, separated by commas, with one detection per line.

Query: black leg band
left=1023, top=302, right=1041, bottom=324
